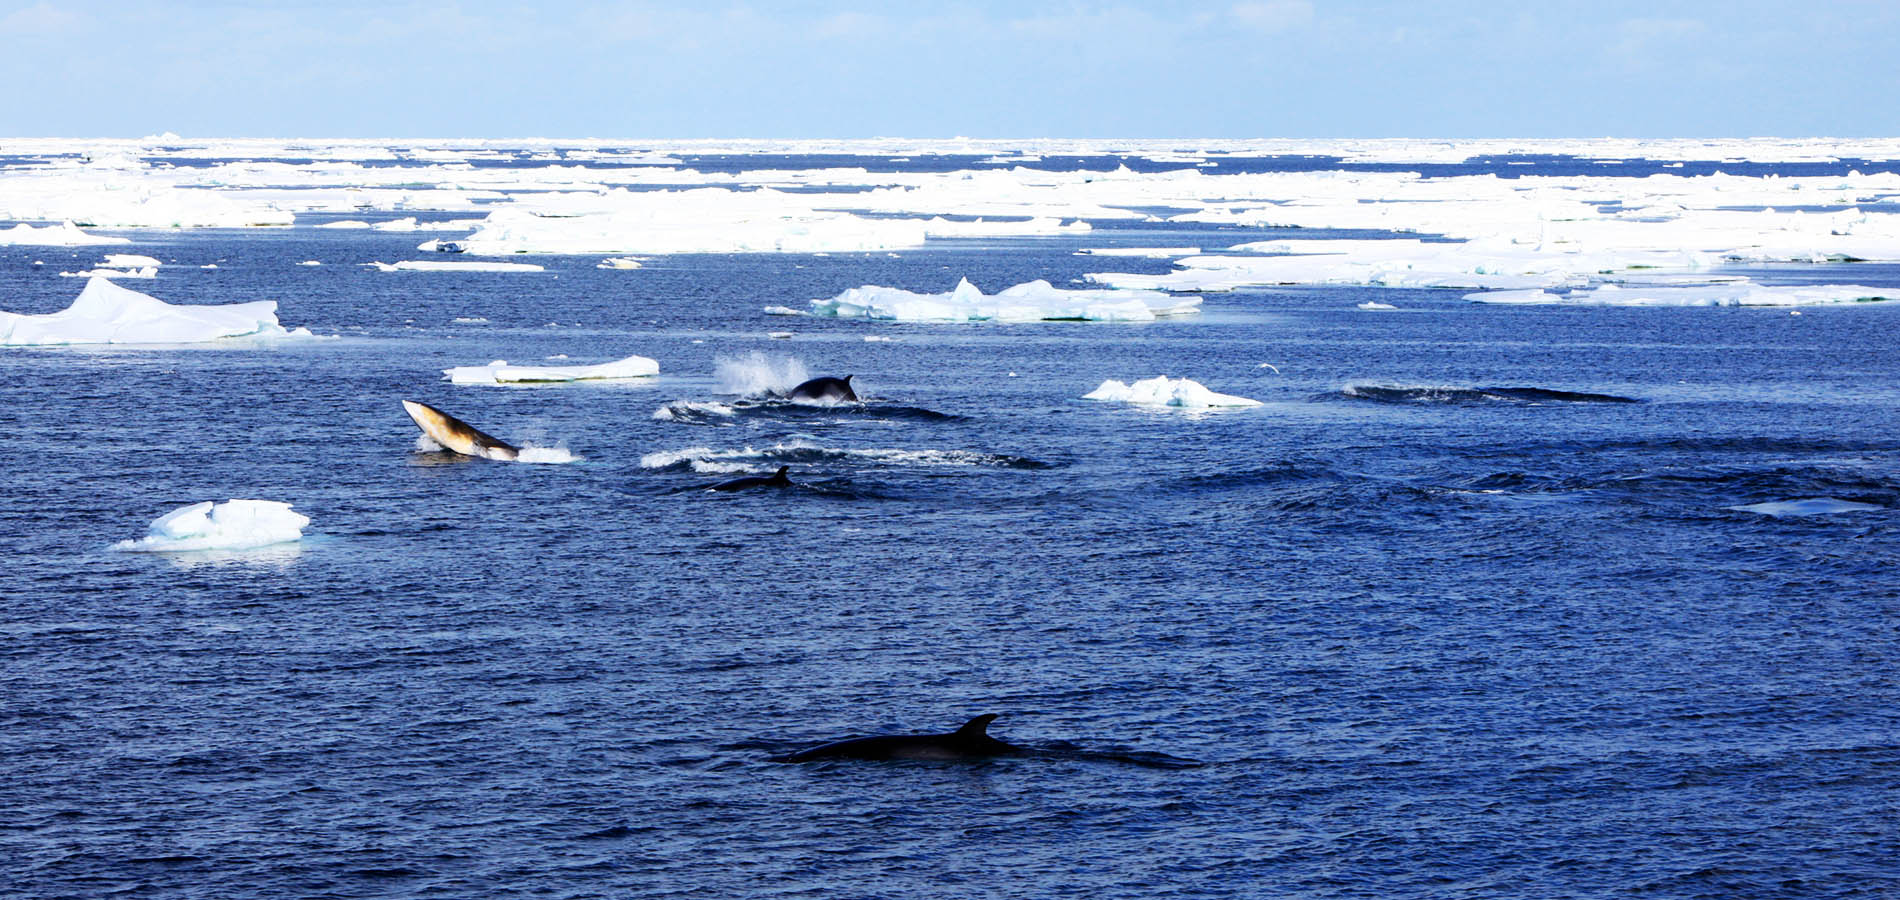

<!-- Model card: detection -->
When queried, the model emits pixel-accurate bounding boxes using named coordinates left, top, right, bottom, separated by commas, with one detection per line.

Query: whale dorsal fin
left=843, top=375, right=853, bottom=383
left=956, top=714, right=999, bottom=737
left=772, top=465, right=790, bottom=482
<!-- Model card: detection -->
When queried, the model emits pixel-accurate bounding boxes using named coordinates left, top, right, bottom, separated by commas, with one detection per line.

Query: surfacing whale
left=785, top=375, right=858, bottom=403
left=708, top=465, right=792, bottom=492
left=402, top=400, right=520, bottom=461
left=777, top=714, right=1017, bottom=762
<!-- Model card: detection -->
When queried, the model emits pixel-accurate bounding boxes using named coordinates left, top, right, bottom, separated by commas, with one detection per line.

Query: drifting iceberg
left=809, top=278, right=1200, bottom=323
left=445, top=354, right=660, bottom=384
left=111, top=500, right=310, bottom=552
left=1, top=277, right=302, bottom=345
left=1083, top=376, right=1262, bottom=408
left=0, top=221, right=129, bottom=246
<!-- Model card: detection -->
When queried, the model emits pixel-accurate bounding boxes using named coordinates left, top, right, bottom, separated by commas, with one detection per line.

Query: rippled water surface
left=5, top=160, right=1900, bottom=900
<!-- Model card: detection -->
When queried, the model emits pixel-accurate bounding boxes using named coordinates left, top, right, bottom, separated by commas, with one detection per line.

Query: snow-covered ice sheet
left=445, top=354, right=659, bottom=384
left=808, top=278, right=1199, bottom=323
left=1465, top=283, right=1897, bottom=306
left=1083, top=376, right=1261, bottom=408
left=111, top=500, right=310, bottom=552
left=0, top=221, right=129, bottom=246
left=1, top=278, right=305, bottom=345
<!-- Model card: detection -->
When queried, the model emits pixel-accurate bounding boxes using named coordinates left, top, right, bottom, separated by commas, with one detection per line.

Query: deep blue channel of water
left=2, top=178, right=1898, bottom=899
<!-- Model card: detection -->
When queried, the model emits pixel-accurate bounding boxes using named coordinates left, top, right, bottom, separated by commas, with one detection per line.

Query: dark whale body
left=778, top=714, right=1017, bottom=762
left=786, top=375, right=858, bottom=403
left=709, top=465, right=792, bottom=492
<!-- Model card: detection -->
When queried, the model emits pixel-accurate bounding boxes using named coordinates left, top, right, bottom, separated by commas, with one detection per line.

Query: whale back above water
left=709, top=465, right=793, bottom=492
left=779, top=713, right=1017, bottom=762
left=785, top=375, right=858, bottom=403
left=402, top=400, right=520, bottom=460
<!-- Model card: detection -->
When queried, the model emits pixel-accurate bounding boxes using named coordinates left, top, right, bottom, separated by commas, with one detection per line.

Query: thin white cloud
left=1229, top=0, right=1314, bottom=33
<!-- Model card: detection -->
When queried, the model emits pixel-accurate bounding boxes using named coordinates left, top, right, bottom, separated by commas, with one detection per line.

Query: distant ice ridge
left=111, top=500, right=309, bottom=552
left=1, top=277, right=308, bottom=345
left=809, top=278, right=1200, bottom=323
left=0, top=221, right=128, bottom=246
left=1083, top=376, right=1261, bottom=408
left=1466, top=283, right=1896, bottom=306
left=368, top=260, right=545, bottom=273
left=439, top=192, right=933, bottom=255
left=445, top=354, right=659, bottom=384
left=1728, top=498, right=1882, bottom=517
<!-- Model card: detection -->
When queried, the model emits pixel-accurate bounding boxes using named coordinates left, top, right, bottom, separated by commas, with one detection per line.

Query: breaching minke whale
left=784, top=375, right=858, bottom=403
left=708, top=465, right=793, bottom=492
left=402, top=400, right=520, bottom=461
left=777, top=714, right=1018, bottom=762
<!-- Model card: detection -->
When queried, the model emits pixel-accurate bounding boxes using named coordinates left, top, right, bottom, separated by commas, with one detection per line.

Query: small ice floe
left=810, top=278, right=1200, bottom=323
left=0, top=221, right=129, bottom=246
left=1083, top=376, right=1262, bottom=408
left=367, top=260, right=546, bottom=273
left=298, top=260, right=322, bottom=266
left=2, top=277, right=306, bottom=345
left=597, top=257, right=644, bottom=269
left=864, top=335, right=896, bottom=342
left=762, top=306, right=804, bottom=316
left=444, top=354, right=659, bottom=384
left=316, top=220, right=371, bottom=229
left=111, top=500, right=309, bottom=553
left=451, top=316, right=489, bottom=324
left=200, top=263, right=219, bottom=269
left=769, top=331, right=795, bottom=339
left=1727, top=498, right=1882, bottom=517
left=1357, top=301, right=1398, bottom=310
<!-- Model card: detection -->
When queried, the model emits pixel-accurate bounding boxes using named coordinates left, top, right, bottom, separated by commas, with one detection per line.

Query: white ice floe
left=101, top=254, right=161, bottom=268
left=1083, top=376, right=1262, bottom=408
left=445, top=354, right=659, bottom=384
left=1357, top=301, right=1398, bottom=310
left=111, top=499, right=309, bottom=553
left=1728, top=498, right=1883, bottom=517
left=597, top=256, right=644, bottom=269
left=368, top=260, right=546, bottom=273
left=809, top=278, right=1200, bottom=323
left=0, top=221, right=129, bottom=246
left=1465, top=283, right=1897, bottom=306
left=1, top=277, right=305, bottom=345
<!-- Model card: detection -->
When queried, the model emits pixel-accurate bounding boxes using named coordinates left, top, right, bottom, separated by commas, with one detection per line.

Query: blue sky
left=4, top=0, right=1896, bottom=138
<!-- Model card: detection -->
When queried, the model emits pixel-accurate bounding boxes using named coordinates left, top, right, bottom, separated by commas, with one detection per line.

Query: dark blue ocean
left=3, top=154, right=1898, bottom=899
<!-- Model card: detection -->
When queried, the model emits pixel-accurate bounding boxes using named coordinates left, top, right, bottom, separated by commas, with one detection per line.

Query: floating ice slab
left=111, top=499, right=309, bottom=552
left=1083, top=376, right=1261, bottom=408
left=597, top=257, right=643, bottom=269
left=0, top=221, right=129, bottom=246
left=1466, top=283, right=1897, bottom=306
left=1, top=277, right=301, bottom=345
left=1728, top=498, right=1882, bottom=517
left=445, top=354, right=659, bottom=384
left=809, top=278, right=1199, bottom=323
left=368, top=260, right=546, bottom=273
